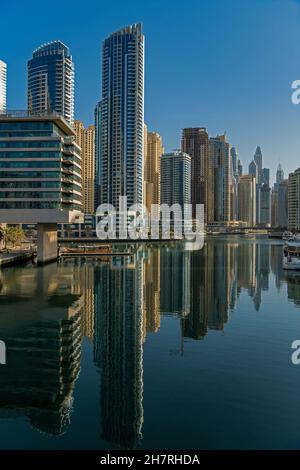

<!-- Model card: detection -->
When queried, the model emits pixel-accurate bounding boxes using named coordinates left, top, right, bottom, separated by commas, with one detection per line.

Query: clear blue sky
left=1, top=0, right=300, bottom=182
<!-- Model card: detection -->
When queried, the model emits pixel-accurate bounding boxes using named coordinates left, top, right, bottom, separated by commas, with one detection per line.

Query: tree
left=1, top=226, right=25, bottom=250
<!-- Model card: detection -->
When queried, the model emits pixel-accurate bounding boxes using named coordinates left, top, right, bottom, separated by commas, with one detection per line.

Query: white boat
left=283, top=240, right=300, bottom=270
left=282, top=231, right=293, bottom=241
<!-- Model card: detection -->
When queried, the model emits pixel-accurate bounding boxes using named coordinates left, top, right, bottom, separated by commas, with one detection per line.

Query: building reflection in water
left=0, top=263, right=83, bottom=436
left=0, top=239, right=300, bottom=447
left=93, top=253, right=144, bottom=449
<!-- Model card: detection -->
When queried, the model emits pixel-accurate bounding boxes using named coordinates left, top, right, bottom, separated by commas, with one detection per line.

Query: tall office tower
left=99, top=24, right=144, bottom=212
left=260, top=183, right=271, bottom=227
left=160, top=151, right=191, bottom=209
left=238, top=174, right=256, bottom=226
left=288, top=168, right=300, bottom=231
left=94, top=101, right=102, bottom=209
left=144, top=130, right=163, bottom=215
left=278, top=179, right=288, bottom=228
left=74, top=120, right=95, bottom=214
left=181, top=127, right=213, bottom=222
left=209, top=134, right=232, bottom=222
left=27, top=41, right=74, bottom=125
left=254, top=146, right=263, bottom=183
left=261, top=168, right=270, bottom=186
left=0, top=60, right=7, bottom=114
left=276, top=163, right=284, bottom=184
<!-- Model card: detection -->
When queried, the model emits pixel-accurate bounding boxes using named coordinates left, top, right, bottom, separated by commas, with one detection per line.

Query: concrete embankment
left=0, top=252, right=35, bottom=267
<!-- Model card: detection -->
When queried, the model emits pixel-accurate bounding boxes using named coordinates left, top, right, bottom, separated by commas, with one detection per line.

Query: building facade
left=160, top=151, right=191, bottom=209
left=99, top=24, right=144, bottom=211
left=210, top=134, right=232, bottom=223
left=0, top=60, right=7, bottom=114
left=144, top=130, right=163, bottom=215
left=74, top=120, right=95, bottom=214
left=181, top=127, right=213, bottom=222
left=260, top=183, right=271, bottom=227
left=0, top=113, right=82, bottom=262
left=238, top=174, right=256, bottom=226
left=288, top=168, right=300, bottom=231
left=278, top=179, right=288, bottom=228
left=28, top=41, right=74, bottom=126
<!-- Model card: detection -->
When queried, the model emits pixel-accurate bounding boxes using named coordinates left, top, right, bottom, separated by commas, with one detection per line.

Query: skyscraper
left=209, top=134, right=232, bottom=222
left=160, top=151, right=191, bottom=209
left=254, top=146, right=262, bottom=183
left=144, top=130, right=163, bottom=215
left=74, top=120, right=95, bottom=214
left=0, top=60, right=7, bottom=114
left=181, top=127, right=213, bottom=222
left=94, top=101, right=102, bottom=210
left=238, top=174, right=256, bottom=226
left=99, top=24, right=144, bottom=211
left=260, top=183, right=271, bottom=227
left=278, top=179, right=288, bottom=228
left=28, top=41, right=74, bottom=125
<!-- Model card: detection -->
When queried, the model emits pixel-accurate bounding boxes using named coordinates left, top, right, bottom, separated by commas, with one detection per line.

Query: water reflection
left=0, top=238, right=298, bottom=448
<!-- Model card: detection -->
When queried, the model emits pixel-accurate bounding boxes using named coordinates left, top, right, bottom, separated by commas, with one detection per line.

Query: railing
left=0, top=110, right=67, bottom=120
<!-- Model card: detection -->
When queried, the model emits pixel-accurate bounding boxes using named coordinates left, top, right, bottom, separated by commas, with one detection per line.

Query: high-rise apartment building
left=160, top=151, right=191, bottom=209
left=278, top=179, right=288, bottom=228
left=238, top=174, right=256, bottom=226
left=28, top=41, right=74, bottom=125
left=288, top=168, right=300, bottom=231
left=94, top=101, right=102, bottom=210
left=0, top=60, right=7, bottom=114
left=98, top=24, right=144, bottom=211
left=260, top=183, right=271, bottom=227
left=181, top=127, right=213, bottom=222
left=144, top=129, right=163, bottom=215
left=210, top=134, right=232, bottom=222
left=74, top=120, right=95, bottom=214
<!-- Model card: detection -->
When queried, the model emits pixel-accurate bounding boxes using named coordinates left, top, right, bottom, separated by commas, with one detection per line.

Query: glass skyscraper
left=27, top=41, right=74, bottom=126
left=97, top=24, right=144, bottom=210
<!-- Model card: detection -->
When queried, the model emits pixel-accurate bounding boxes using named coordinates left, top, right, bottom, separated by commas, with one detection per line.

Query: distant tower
left=254, top=146, right=263, bottom=183
left=28, top=41, right=74, bottom=125
left=249, top=160, right=258, bottom=180
left=276, top=163, right=284, bottom=184
left=0, top=60, right=7, bottom=113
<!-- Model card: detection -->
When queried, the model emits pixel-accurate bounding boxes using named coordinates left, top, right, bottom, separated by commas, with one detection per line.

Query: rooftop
left=0, top=110, right=75, bottom=136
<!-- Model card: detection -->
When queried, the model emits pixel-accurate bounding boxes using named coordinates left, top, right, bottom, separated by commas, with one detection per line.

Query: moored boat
left=283, top=241, right=300, bottom=270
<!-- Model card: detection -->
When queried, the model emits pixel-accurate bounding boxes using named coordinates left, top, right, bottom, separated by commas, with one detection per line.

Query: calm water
left=0, top=237, right=300, bottom=450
